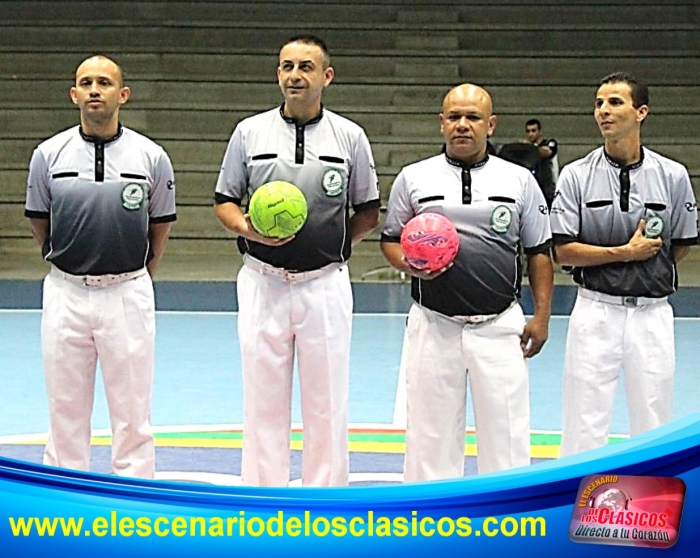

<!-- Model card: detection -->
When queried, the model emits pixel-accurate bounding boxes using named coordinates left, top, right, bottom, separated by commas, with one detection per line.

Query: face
left=439, top=85, right=496, bottom=164
left=525, top=124, right=541, bottom=143
left=70, top=57, right=130, bottom=125
left=594, top=81, right=648, bottom=141
left=277, top=41, right=334, bottom=109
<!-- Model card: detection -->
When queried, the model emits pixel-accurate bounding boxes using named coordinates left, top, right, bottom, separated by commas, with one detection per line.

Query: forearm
left=147, top=223, right=172, bottom=276
left=214, top=202, right=248, bottom=236
left=29, top=218, right=49, bottom=248
left=527, top=252, right=553, bottom=319
left=555, top=241, right=634, bottom=267
left=380, top=241, right=412, bottom=274
left=673, top=244, right=692, bottom=263
left=350, top=207, right=380, bottom=245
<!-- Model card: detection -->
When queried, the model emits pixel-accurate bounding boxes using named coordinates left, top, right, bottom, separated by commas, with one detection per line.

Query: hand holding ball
left=400, top=213, right=459, bottom=272
left=248, top=181, right=308, bottom=239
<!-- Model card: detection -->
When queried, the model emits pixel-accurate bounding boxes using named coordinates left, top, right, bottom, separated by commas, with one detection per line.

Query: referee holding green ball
left=213, top=35, right=380, bottom=487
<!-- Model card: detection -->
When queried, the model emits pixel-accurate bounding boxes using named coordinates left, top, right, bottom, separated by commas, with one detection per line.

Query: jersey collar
left=444, top=151, right=489, bottom=170
left=79, top=123, right=124, bottom=145
left=604, top=147, right=645, bottom=213
left=279, top=104, right=324, bottom=126
left=603, top=146, right=645, bottom=171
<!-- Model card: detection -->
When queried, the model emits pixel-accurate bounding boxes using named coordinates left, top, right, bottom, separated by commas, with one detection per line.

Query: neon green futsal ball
left=249, top=181, right=308, bottom=239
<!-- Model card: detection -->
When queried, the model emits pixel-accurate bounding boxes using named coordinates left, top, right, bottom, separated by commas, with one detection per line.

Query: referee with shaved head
left=382, top=83, right=553, bottom=480
left=551, top=72, right=697, bottom=456
left=24, top=55, right=176, bottom=478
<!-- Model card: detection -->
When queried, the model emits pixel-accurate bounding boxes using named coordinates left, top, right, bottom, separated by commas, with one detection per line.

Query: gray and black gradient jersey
left=382, top=154, right=552, bottom=317
left=550, top=146, right=698, bottom=298
left=25, top=125, right=177, bottom=276
left=214, top=106, right=380, bottom=272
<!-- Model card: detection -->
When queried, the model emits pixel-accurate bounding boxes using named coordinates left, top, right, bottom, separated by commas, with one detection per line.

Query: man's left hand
left=520, top=314, right=549, bottom=358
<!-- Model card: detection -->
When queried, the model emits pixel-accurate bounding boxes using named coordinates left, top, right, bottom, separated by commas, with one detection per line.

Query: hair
left=76, top=55, right=125, bottom=87
left=280, top=34, right=331, bottom=68
left=599, top=72, right=649, bottom=108
left=525, top=118, right=541, bottom=129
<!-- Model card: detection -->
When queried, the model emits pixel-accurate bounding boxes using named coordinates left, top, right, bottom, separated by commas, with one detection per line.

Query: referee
left=24, top=55, right=177, bottom=477
left=381, top=83, right=553, bottom=479
left=551, top=72, right=697, bottom=456
left=214, top=35, right=380, bottom=487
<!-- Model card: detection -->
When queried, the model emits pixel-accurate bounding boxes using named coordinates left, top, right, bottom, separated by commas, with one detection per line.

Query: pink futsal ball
left=400, top=213, right=460, bottom=271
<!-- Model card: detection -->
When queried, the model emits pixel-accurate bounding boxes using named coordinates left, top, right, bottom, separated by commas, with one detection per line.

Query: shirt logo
left=644, top=215, right=664, bottom=239
left=322, top=168, right=344, bottom=197
left=490, top=205, right=512, bottom=233
left=122, top=183, right=146, bottom=210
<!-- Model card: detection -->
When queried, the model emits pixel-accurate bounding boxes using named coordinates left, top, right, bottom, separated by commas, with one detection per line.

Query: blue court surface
left=1, top=282, right=698, bottom=483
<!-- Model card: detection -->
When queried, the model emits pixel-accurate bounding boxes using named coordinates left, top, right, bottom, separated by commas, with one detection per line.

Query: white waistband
left=243, top=255, right=343, bottom=283
left=578, top=287, right=667, bottom=308
left=449, top=300, right=517, bottom=325
left=51, top=266, right=148, bottom=287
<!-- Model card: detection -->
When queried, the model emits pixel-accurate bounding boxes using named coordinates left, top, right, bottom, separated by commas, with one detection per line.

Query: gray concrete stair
left=1, top=0, right=699, bottom=281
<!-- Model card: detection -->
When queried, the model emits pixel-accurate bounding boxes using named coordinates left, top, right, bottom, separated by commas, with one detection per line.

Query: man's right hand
left=403, top=258, right=453, bottom=280
left=243, top=215, right=295, bottom=247
left=624, top=219, right=662, bottom=261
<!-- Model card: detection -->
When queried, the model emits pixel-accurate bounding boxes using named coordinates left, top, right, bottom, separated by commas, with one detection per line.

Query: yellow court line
left=6, top=436, right=561, bottom=458
left=152, top=439, right=558, bottom=458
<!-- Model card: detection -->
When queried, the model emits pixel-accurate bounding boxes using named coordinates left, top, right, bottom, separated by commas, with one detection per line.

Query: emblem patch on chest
left=643, top=215, right=664, bottom=238
left=122, top=183, right=145, bottom=210
left=490, top=205, right=512, bottom=233
left=322, top=168, right=344, bottom=196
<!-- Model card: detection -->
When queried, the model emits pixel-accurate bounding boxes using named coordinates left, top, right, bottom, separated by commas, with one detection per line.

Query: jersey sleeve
left=25, top=147, right=51, bottom=218
left=348, top=129, right=381, bottom=209
left=380, top=169, right=414, bottom=242
left=214, top=125, right=248, bottom=206
left=670, top=165, right=698, bottom=244
left=149, top=148, right=177, bottom=223
left=549, top=164, right=581, bottom=244
left=520, top=172, right=552, bottom=252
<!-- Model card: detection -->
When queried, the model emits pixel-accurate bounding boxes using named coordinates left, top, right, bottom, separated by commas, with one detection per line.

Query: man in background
left=525, top=118, right=559, bottom=209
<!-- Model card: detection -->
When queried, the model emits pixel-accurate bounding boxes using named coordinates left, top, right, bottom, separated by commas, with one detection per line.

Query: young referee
left=550, top=72, right=698, bottom=456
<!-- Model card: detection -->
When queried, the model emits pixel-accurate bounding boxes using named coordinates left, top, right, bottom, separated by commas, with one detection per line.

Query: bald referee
left=381, top=84, right=553, bottom=480
left=551, top=72, right=698, bottom=456
left=24, top=55, right=176, bottom=477
left=214, top=35, right=380, bottom=487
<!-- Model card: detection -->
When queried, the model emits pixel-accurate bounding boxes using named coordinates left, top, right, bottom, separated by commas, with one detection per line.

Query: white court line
left=4, top=309, right=699, bottom=320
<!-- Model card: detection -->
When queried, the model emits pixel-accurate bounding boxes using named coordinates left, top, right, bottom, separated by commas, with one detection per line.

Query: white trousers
left=403, top=303, right=530, bottom=481
left=41, top=270, right=156, bottom=478
left=560, top=293, right=675, bottom=457
left=237, top=264, right=352, bottom=487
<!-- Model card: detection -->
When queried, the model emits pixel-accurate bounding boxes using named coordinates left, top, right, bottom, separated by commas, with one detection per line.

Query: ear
left=636, top=104, right=649, bottom=124
left=438, top=113, right=445, bottom=135
left=69, top=87, right=78, bottom=106
left=119, top=86, right=131, bottom=105
left=487, top=114, right=498, bottom=137
left=323, top=66, right=335, bottom=87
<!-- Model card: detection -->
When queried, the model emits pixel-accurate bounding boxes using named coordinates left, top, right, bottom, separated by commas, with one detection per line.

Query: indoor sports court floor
left=1, top=281, right=699, bottom=485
